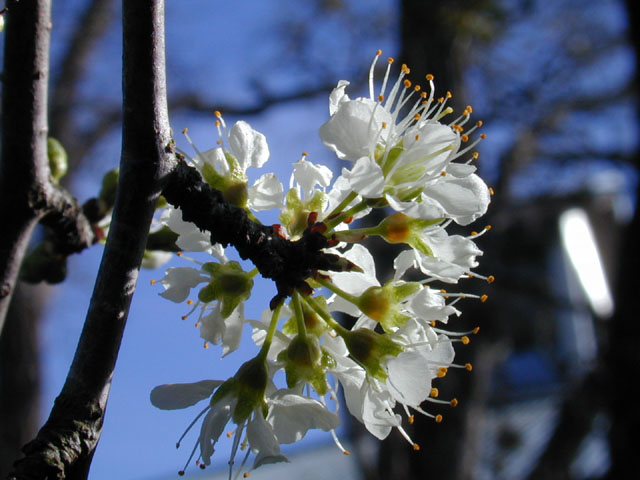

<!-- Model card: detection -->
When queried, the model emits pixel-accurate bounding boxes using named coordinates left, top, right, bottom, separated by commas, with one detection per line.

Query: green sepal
left=99, top=168, right=119, bottom=209
left=280, top=334, right=328, bottom=395
left=230, top=357, right=269, bottom=424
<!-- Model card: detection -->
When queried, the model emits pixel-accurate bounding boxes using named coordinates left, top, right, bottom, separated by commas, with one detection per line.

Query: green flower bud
left=99, top=168, right=119, bottom=209
left=342, top=328, right=403, bottom=381
left=282, top=297, right=329, bottom=337
left=199, top=261, right=253, bottom=318
left=230, top=357, right=269, bottom=423
left=279, top=335, right=328, bottom=395
left=47, top=138, right=68, bottom=183
left=357, top=281, right=421, bottom=331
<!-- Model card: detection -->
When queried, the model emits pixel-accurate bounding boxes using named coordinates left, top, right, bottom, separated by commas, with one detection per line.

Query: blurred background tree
left=1, top=0, right=637, bottom=478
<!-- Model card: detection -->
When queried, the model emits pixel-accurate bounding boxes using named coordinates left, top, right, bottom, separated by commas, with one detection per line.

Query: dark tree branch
left=162, top=159, right=356, bottom=306
left=0, top=0, right=52, bottom=334
left=7, top=1, right=173, bottom=478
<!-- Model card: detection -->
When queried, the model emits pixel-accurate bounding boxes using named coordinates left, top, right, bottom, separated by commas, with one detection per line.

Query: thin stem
left=257, top=301, right=284, bottom=361
left=314, top=276, right=360, bottom=305
left=324, top=191, right=358, bottom=226
left=302, top=295, right=349, bottom=336
left=291, top=290, right=307, bottom=337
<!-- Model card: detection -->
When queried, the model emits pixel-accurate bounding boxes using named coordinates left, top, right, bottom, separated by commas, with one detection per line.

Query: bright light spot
left=559, top=208, right=614, bottom=318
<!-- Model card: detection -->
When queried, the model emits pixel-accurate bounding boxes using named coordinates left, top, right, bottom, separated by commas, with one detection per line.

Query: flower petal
left=150, top=380, right=223, bottom=410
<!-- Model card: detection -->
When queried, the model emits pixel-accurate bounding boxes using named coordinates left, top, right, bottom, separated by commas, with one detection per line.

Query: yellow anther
left=466, top=105, right=473, bottom=113
left=481, top=295, right=488, bottom=303
left=376, top=49, right=382, bottom=55
left=182, top=128, right=188, bottom=134
left=435, top=414, right=443, bottom=423
left=489, top=187, right=495, bottom=195
left=440, top=289, right=447, bottom=293
left=408, top=415, right=415, bottom=424
left=214, top=110, right=222, bottom=118
left=440, top=171, right=447, bottom=176
left=487, top=275, right=495, bottom=283
left=227, top=431, right=233, bottom=438
left=343, top=450, right=351, bottom=456
left=471, top=231, right=478, bottom=236
left=186, top=299, right=193, bottom=305
left=414, top=113, right=421, bottom=120
left=302, top=152, right=308, bottom=156
left=194, top=321, right=201, bottom=328
left=461, top=336, right=470, bottom=345
left=413, top=443, right=421, bottom=451
left=465, top=363, right=473, bottom=371
left=382, top=122, right=387, bottom=129
left=472, top=152, right=480, bottom=160
left=450, top=398, right=459, bottom=407
left=203, top=342, right=209, bottom=349
left=404, top=79, right=412, bottom=88
left=480, top=133, right=487, bottom=139
left=473, top=327, right=480, bottom=334
left=402, top=64, right=410, bottom=74
left=461, top=134, right=469, bottom=142
left=430, top=320, right=437, bottom=327
left=181, top=315, right=188, bottom=320
left=437, top=367, right=448, bottom=378
left=215, top=120, right=221, bottom=127
left=150, top=279, right=156, bottom=285
left=387, top=57, right=394, bottom=64
left=414, top=85, right=421, bottom=92
left=485, top=224, right=492, bottom=231
left=420, top=91, right=427, bottom=98
left=415, top=134, right=420, bottom=141
left=438, top=97, right=444, bottom=103
left=244, top=473, right=250, bottom=478
left=216, top=140, right=222, bottom=145
left=426, top=73, right=434, bottom=81
left=430, top=387, right=439, bottom=398
left=446, top=91, right=452, bottom=98
left=378, top=94, right=385, bottom=102
left=476, top=120, right=483, bottom=127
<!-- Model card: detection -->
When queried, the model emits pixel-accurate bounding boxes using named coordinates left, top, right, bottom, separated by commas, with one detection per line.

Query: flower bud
left=280, top=334, right=328, bottom=395
left=47, top=138, right=68, bottom=184
left=342, top=328, right=403, bottom=381
left=198, top=261, right=253, bottom=318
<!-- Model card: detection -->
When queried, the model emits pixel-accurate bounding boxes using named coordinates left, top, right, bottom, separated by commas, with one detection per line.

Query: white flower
left=157, top=267, right=207, bottom=303
left=319, top=51, right=491, bottom=224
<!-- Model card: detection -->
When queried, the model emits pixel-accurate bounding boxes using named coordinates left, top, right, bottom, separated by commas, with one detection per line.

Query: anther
left=182, top=128, right=188, bottom=134
left=473, top=327, right=480, bottom=334
left=461, top=336, right=470, bottom=345
left=378, top=94, right=385, bottom=102
left=430, top=388, right=439, bottom=398
left=414, top=85, right=421, bottom=92
left=426, top=74, right=434, bottom=81
left=446, top=91, right=453, bottom=98
left=404, top=79, right=412, bottom=88
left=381, top=122, right=387, bottom=129
left=440, top=171, right=447, bottom=176
left=414, top=113, right=421, bottom=120
left=343, top=450, right=351, bottom=456
left=186, top=300, right=193, bottom=305
left=302, top=152, right=308, bottom=156
left=487, top=275, right=495, bottom=283
left=450, top=398, right=459, bottom=407
left=244, top=473, right=250, bottom=478
left=420, top=91, right=427, bottom=98
left=489, top=187, right=495, bottom=195
left=376, top=49, right=382, bottom=55
left=461, top=134, right=469, bottom=142
left=476, top=120, right=483, bottom=127
left=214, top=110, right=222, bottom=118
left=430, top=321, right=437, bottom=327
left=485, top=225, right=492, bottom=231
left=408, top=415, right=415, bottom=424
left=480, top=133, right=487, bottom=139
left=178, top=470, right=185, bottom=476
left=176, top=252, right=183, bottom=256
left=413, top=443, right=421, bottom=451
left=472, top=152, right=479, bottom=159
left=181, top=315, right=188, bottom=320
left=481, top=295, right=488, bottom=303
left=401, top=64, right=410, bottom=74
left=465, top=363, right=473, bottom=371
left=435, top=415, right=443, bottom=423
left=150, top=279, right=156, bottom=285
left=387, top=57, right=394, bottom=64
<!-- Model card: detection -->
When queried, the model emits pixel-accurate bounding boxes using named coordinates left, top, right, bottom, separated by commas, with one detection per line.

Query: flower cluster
left=152, top=51, right=492, bottom=478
